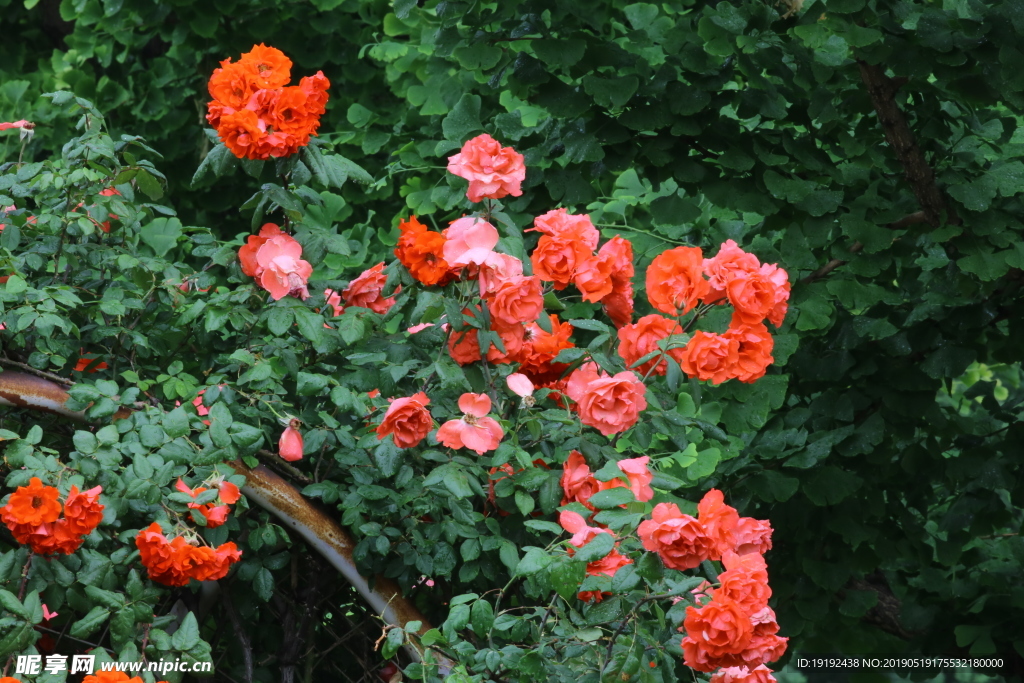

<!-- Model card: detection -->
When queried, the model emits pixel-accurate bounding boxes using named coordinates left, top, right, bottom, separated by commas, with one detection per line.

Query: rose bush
left=0, top=41, right=794, bottom=681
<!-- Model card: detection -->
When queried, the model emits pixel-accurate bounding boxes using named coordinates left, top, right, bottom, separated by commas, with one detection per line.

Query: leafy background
left=1, top=0, right=1023, bottom=680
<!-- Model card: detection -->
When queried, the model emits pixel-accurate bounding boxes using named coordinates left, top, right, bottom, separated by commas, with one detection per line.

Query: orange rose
left=646, top=246, right=710, bottom=316
left=638, top=502, right=714, bottom=570
left=531, top=235, right=592, bottom=290
left=600, top=236, right=635, bottom=327
left=616, top=314, right=686, bottom=376
left=697, top=488, right=740, bottom=560
left=726, top=269, right=779, bottom=325
left=560, top=450, right=599, bottom=510
left=487, top=275, right=544, bottom=326
left=680, top=331, right=739, bottom=384
left=681, top=598, right=754, bottom=671
left=723, top=323, right=774, bottom=383
left=703, top=239, right=760, bottom=304
left=376, top=392, right=432, bottom=449
left=342, top=262, right=398, bottom=314
left=715, top=550, right=772, bottom=615
left=394, top=216, right=455, bottom=286
left=574, top=251, right=616, bottom=302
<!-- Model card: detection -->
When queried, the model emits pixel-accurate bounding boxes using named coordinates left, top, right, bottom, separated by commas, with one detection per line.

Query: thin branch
left=800, top=211, right=929, bottom=285
left=0, top=358, right=74, bottom=386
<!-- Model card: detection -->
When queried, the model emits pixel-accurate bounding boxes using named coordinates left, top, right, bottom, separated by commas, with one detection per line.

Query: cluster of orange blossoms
left=0, top=478, right=103, bottom=555
left=135, top=522, right=241, bottom=587
left=388, top=135, right=790, bottom=440
left=206, top=44, right=329, bottom=160
left=560, top=454, right=784, bottom=679
left=174, top=477, right=241, bottom=528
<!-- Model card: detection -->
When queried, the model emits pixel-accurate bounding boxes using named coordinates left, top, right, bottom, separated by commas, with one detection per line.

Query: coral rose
left=638, top=502, right=714, bottom=570
left=447, top=133, right=526, bottom=203
left=734, top=516, right=773, bottom=556
left=574, top=251, right=616, bottom=303
left=255, top=235, right=313, bottom=301
left=342, top=262, right=398, bottom=314
left=376, top=392, right=433, bottom=448
left=566, top=367, right=648, bottom=436
left=681, top=331, right=740, bottom=385
left=601, top=236, right=635, bottom=327
left=697, top=488, right=740, bottom=560
left=443, top=216, right=500, bottom=267
left=617, top=314, right=686, bottom=376
left=436, top=393, right=504, bottom=454
left=560, top=450, right=600, bottom=510
left=488, top=275, right=544, bottom=327
left=724, top=323, right=774, bottom=383
left=709, top=665, right=777, bottom=683
left=646, top=246, right=710, bottom=316
left=239, top=223, right=286, bottom=277
left=530, top=208, right=599, bottom=248
left=703, top=239, right=761, bottom=303
left=598, top=456, right=654, bottom=503
left=63, top=484, right=104, bottom=536
left=726, top=266, right=784, bottom=326
left=478, top=253, right=523, bottom=296
left=716, top=550, right=772, bottom=614
left=681, top=598, right=754, bottom=671
left=507, top=373, right=535, bottom=398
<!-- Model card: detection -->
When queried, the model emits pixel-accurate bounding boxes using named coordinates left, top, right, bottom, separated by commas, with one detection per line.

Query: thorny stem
left=2, top=554, right=35, bottom=677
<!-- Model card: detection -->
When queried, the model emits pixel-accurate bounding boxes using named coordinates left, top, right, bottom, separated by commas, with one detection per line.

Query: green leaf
left=71, top=605, right=110, bottom=639
left=191, top=139, right=238, bottom=187
left=171, top=612, right=201, bottom=651
left=163, top=408, right=190, bottom=438
left=140, top=217, right=182, bottom=257
left=470, top=599, right=494, bottom=635
left=442, top=93, right=483, bottom=142
left=573, top=533, right=615, bottom=564
left=515, top=547, right=551, bottom=576
left=587, top=487, right=635, bottom=509
left=135, top=169, right=164, bottom=199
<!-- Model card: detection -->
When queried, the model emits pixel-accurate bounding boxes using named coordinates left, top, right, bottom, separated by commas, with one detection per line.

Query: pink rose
left=709, top=665, right=777, bottom=683
left=435, top=393, right=504, bottom=454
left=506, top=373, right=534, bottom=398
left=255, top=236, right=313, bottom=301
left=567, top=367, right=648, bottom=437
left=479, top=253, right=523, bottom=296
left=734, top=516, right=773, bottom=556
left=446, top=133, right=526, bottom=203
left=443, top=216, right=500, bottom=267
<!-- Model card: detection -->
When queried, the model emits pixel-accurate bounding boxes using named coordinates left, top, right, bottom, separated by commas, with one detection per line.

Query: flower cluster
left=174, top=477, right=241, bottom=528
left=633, top=489, right=783, bottom=675
left=206, top=44, right=329, bottom=160
left=135, top=522, right=241, bottom=587
left=0, top=478, right=104, bottom=555
left=374, top=390, right=505, bottom=455
left=239, top=223, right=313, bottom=301
left=644, top=241, right=789, bottom=385
left=560, top=451, right=654, bottom=512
